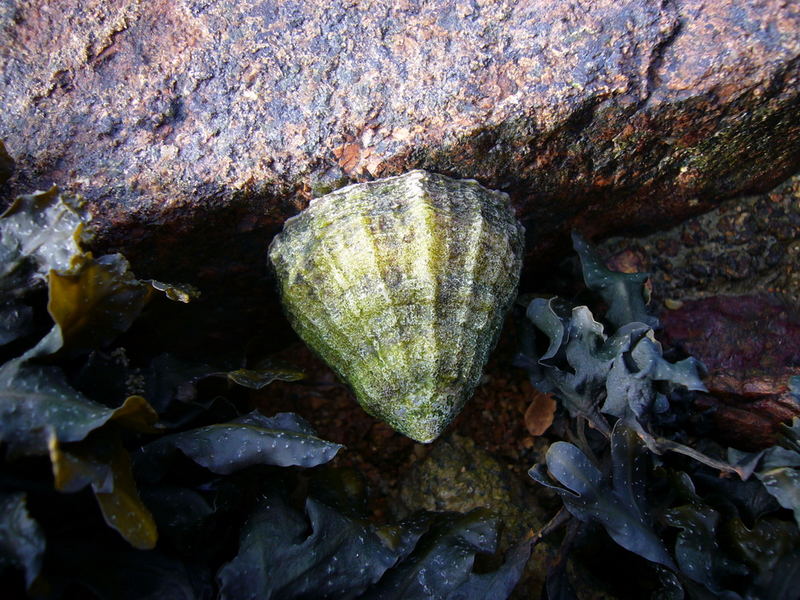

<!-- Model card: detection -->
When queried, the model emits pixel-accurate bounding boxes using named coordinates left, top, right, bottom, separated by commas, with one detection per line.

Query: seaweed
left=0, top=186, right=529, bottom=598
left=521, top=234, right=800, bottom=599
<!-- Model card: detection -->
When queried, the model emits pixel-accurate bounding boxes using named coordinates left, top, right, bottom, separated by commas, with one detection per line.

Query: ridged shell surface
left=268, top=170, right=524, bottom=443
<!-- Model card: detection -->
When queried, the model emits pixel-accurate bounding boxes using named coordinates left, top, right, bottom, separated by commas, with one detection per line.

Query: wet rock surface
left=661, top=294, right=800, bottom=448
left=0, top=0, right=798, bottom=293
left=393, top=433, right=543, bottom=531
left=660, top=295, right=800, bottom=375
left=602, top=174, right=800, bottom=308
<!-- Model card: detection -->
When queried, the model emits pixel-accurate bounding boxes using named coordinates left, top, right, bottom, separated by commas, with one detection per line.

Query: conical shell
left=268, top=170, right=524, bottom=443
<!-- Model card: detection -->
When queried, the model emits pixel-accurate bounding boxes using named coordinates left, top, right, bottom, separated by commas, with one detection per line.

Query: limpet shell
left=268, top=170, right=524, bottom=443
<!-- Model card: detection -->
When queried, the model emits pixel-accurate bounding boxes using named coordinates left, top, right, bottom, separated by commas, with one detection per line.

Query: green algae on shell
left=268, top=170, right=524, bottom=443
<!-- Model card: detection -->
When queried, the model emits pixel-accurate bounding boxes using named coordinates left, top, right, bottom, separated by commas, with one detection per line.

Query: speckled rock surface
left=0, top=0, right=799, bottom=290
left=602, top=174, right=800, bottom=308
left=393, top=433, right=543, bottom=529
